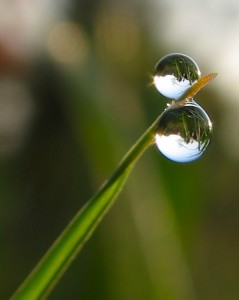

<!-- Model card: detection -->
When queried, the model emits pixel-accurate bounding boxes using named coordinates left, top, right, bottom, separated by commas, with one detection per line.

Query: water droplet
left=153, top=53, right=201, bottom=99
left=155, top=99, right=212, bottom=163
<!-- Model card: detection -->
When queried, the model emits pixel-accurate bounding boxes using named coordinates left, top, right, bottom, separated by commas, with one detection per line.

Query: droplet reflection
left=153, top=53, right=201, bottom=99
left=155, top=99, right=212, bottom=162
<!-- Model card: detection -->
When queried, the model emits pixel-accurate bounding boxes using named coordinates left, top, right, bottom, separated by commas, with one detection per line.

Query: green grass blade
left=11, top=73, right=216, bottom=299
left=11, top=115, right=158, bottom=300
left=178, top=73, right=218, bottom=101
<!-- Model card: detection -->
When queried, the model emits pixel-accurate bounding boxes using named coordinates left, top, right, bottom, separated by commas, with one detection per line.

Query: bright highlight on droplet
left=153, top=53, right=201, bottom=99
left=155, top=99, right=212, bottom=162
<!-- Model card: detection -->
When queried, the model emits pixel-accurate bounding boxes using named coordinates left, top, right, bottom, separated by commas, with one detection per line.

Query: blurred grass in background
left=1, top=0, right=239, bottom=299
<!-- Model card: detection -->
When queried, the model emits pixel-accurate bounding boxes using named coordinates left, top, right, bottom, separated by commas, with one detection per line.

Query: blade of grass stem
left=11, top=115, right=158, bottom=300
left=178, top=73, right=217, bottom=101
left=11, top=73, right=216, bottom=299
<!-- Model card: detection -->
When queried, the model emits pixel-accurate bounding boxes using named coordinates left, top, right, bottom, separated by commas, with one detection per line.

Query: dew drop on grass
left=155, top=99, right=212, bottom=163
left=153, top=53, right=201, bottom=99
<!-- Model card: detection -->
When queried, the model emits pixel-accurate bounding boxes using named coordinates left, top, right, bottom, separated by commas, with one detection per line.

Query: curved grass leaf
left=11, top=73, right=216, bottom=299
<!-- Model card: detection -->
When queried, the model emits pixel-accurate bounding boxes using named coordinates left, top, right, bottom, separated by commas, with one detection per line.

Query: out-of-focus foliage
left=1, top=0, right=239, bottom=299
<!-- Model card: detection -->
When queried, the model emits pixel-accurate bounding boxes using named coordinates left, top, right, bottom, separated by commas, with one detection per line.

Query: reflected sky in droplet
left=154, top=74, right=192, bottom=99
left=153, top=53, right=201, bottom=99
left=155, top=134, right=205, bottom=162
left=155, top=99, right=212, bottom=163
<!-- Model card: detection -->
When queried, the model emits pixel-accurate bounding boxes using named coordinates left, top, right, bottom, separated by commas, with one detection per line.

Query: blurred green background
left=1, top=0, right=239, bottom=299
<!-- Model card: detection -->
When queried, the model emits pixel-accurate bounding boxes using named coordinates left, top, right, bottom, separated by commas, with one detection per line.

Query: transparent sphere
left=155, top=99, right=212, bottom=163
left=153, top=53, right=201, bottom=99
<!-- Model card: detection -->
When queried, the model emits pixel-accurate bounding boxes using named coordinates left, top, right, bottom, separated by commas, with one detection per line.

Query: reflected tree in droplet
left=155, top=99, right=212, bottom=163
left=154, top=53, right=201, bottom=99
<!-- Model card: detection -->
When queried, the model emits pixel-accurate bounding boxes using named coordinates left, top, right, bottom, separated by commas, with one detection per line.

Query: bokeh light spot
left=48, top=21, right=89, bottom=66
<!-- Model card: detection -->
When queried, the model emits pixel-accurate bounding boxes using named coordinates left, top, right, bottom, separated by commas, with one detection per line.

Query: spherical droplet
left=155, top=99, right=212, bottom=163
left=153, top=53, right=201, bottom=99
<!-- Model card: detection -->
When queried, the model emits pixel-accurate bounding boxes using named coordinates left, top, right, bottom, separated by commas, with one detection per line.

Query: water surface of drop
left=154, top=53, right=201, bottom=99
left=155, top=99, right=212, bottom=162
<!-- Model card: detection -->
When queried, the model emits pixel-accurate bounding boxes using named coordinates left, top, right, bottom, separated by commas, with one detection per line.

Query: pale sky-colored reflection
left=155, top=134, right=204, bottom=162
left=154, top=75, right=191, bottom=99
